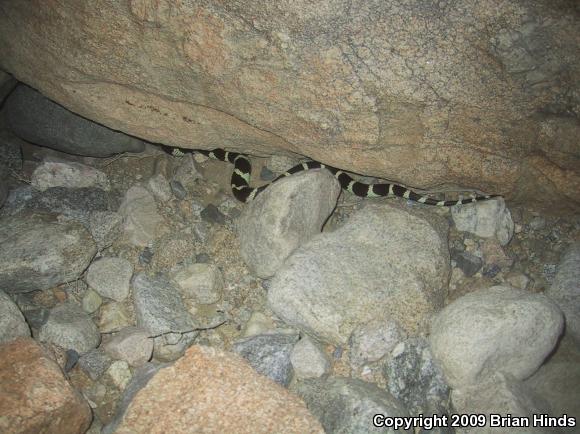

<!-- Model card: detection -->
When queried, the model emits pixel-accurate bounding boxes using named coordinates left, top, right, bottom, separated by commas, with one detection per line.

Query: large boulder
left=430, top=286, right=564, bottom=389
left=0, top=1, right=578, bottom=213
left=268, top=203, right=450, bottom=344
left=0, top=213, right=97, bottom=293
left=112, top=345, right=324, bottom=434
left=0, top=337, right=92, bottom=434
left=4, top=85, right=145, bottom=157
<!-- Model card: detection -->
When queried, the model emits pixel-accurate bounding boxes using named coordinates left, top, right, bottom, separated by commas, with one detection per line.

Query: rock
left=88, top=210, right=124, bottom=249
left=0, top=213, right=97, bottom=293
left=2, top=2, right=579, bottom=213
left=452, top=373, right=552, bottom=434
left=233, top=332, right=299, bottom=387
left=118, top=185, right=163, bottom=247
left=0, top=165, right=8, bottom=209
left=480, top=238, right=514, bottom=270
left=295, top=376, right=410, bottom=433
left=260, top=165, right=276, bottom=181
left=430, top=286, right=564, bottom=389
left=290, top=335, right=331, bottom=380
left=86, top=418, right=104, bottom=434
left=102, top=326, right=153, bottom=367
left=0, top=185, right=33, bottom=217
left=112, top=345, right=324, bottom=434
left=81, top=288, right=103, bottom=313
left=0, top=289, right=30, bottom=343
left=349, top=319, right=406, bottom=368
left=169, top=180, right=187, bottom=200
left=138, top=246, right=154, bottom=266
left=132, top=273, right=197, bottom=361
left=38, top=302, right=101, bottom=355
left=451, top=197, right=514, bottom=246
left=31, top=160, right=110, bottom=191
left=172, top=153, right=202, bottom=193
left=86, top=256, right=133, bottom=301
left=0, top=131, right=22, bottom=208
left=529, top=216, right=547, bottom=231
left=78, top=348, right=113, bottom=381
left=4, top=84, right=145, bottom=157
left=451, top=249, right=483, bottom=277
left=0, top=337, right=92, bottom=434
left=268, top=203, right=450, bottom=344
left=105, top=360, right=132, bottom=390
left=98, top=301, right=131, bottom=333
left=238, top=170, right=341, bottom=278
left=200, top=203, right=227, bottom=225
left=64, top=348, right=80, bottom=373
left=150, top=231, right=198, bottom=271
left=1, top=185, right=111, bottom=226
left=382, top=338, right=450, bottom=416
left=505, top=272, right=530, bottom=290
left=146, top=173, right=172, bottom=202
left=0, top=134, right=23, bottom=170
left=22, top=306, right=50, bottom=330
left=102, top=362, right=169, bottom=434
left=547, top=242, right=580, bottom=347
left=242, top=311, right=277, bottom=337
left=525, top=361, right=580, bottom=431
left=170, top=262, right=224, bottom=304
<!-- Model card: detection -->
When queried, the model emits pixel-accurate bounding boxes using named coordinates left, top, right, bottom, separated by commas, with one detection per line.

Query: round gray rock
left=0, top=213, right=97, bottom=293
left=290, top=335, right=330, bottom=380
left=268, top=203, right=450, bottom=344
left=294, top=376, right=411, bottom=434
left=0, top=289, right=30, bottom=343
left=170, top=263, right=224, bottom=305
left=237, top=169, right=341, bottom=278
left=430, top=286, right=564, bottom=389
left=102, top=327, right=153, bottom=367
left=38, top=302, right=101, bottom=354
left=132, top=273, right=197, bottom=361
left=86, top=257, right=133, bottom=301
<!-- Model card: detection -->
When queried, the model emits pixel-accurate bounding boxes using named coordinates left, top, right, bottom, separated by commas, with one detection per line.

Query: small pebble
left=139, top=247, right=154, bottom=265
left=169, top=180, right=187, bottom=200
left=81, top=289, right=103, bottom=314
left=64, top=349, right=80, bottom=373
left=195, top=253, right=211, bottom=263
left=106, top=360, right=132, bottom=390
left=200, top=204, right=227, bottom=225
left=260, top=166, right=276, bottom=181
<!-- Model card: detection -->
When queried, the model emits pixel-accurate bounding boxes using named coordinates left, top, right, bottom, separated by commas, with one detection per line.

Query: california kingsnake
left=164, top=146, right=498, bottom=206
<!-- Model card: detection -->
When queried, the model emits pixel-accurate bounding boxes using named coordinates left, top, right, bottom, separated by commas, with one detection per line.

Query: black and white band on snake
left=163, top=146, right=498, bottom=206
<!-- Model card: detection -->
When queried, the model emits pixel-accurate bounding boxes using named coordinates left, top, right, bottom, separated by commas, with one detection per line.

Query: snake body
left=165, top=146, right=498, bottom=206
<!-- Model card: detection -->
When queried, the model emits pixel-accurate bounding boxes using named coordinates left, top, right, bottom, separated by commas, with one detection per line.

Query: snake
left=163, top=146, right=498, bottom=206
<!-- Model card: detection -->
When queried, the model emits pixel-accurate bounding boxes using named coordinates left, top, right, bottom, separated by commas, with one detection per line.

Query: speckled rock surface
left=114, top=345, right=324, bottom=434
left=0, top=212, right=97, bottom=293
left=0, top=337, right=92, bottom=434
left=430, top=286, right=564, bottom=388
left=0, top=1, right=578, bottom=213
left=237, top=170, right=341, bottom=278
left=268, top=203, right=450, bottom=344
left=0, top=289, right=30, bottom=344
